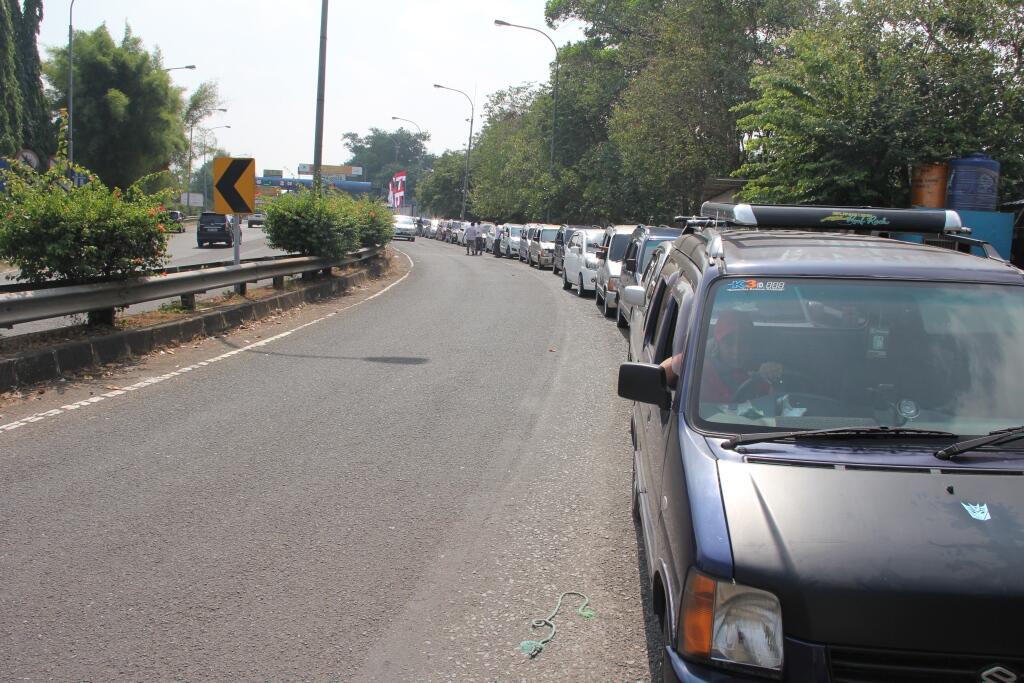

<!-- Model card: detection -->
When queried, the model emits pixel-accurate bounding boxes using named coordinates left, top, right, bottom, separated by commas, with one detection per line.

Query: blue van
left=618, top=203, right=1024, bottom=682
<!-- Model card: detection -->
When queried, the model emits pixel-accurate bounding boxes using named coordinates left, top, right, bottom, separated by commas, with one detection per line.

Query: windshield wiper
left=934, top=425, right=1024, bottom=460
left=721, top=426, right=958, bottom=450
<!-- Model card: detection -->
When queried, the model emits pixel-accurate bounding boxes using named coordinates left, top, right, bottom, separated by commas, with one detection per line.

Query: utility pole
left=312, top=0, right=329, bottom=192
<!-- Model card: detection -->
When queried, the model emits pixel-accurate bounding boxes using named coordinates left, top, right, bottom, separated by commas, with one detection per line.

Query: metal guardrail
left=0, top=246, right=383, bottom=328
left=0, top=253, right=305, bottom=293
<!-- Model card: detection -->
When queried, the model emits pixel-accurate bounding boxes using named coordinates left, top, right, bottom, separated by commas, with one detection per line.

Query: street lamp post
left=68, top=0, right=76, bottom=166
left=494, top=19, right=559, bottom=175
left=185, top=107, right=227, bottom=216
left=391, top=117, right=423, bottom=216
left=391, top=116, right=422, bottom=134
left=433, top=84, right=474, bottom=220
left=163, top=65, right=197, bottom=72
left=200, top=125, right=231, bottom=209
left=311, top=0, right=329, bottom=190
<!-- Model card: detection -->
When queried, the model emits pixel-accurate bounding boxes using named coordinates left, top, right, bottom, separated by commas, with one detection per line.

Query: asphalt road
left=1, top=225, right=287, bottom=339
left=0, top=238, right=657, bottom=680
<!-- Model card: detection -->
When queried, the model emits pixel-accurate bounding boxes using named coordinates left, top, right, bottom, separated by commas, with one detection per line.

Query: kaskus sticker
left=727, top=279, right=785, bottom=292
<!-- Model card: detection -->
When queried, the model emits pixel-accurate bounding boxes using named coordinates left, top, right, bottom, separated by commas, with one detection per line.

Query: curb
left=0, top=261, right=383, bottom=392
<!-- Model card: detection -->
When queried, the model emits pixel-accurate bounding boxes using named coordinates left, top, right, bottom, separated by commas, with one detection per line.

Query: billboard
left=297, top=163, right=363, bottom=177
left=388, top=171, right=407, bottom=208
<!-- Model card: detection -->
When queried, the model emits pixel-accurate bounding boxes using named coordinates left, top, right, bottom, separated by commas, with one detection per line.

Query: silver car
left=595, top=225, right=636, bottom=317
left=527, top=224, right=560, bottom=269
left=393, top=215, right=416, bottom=241
left=499, top=224, right=524, bottom=258
left=561, top=228, right=606, bottom=296
left=519, top=223, right=542, bottom=262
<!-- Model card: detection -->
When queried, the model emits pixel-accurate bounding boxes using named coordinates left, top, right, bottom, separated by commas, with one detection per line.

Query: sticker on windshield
left=727, top=279, right=785, bottom=292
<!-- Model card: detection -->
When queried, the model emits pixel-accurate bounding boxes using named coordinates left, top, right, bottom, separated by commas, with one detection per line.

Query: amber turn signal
left=681, top=570, right=716, bottom=658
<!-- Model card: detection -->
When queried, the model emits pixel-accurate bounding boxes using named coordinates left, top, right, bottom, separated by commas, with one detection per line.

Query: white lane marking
left=0, top=248, right=415, bottom=437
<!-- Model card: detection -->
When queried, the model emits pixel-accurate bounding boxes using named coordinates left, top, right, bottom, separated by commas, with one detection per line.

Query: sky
left=37, top=0, right=586, bottom=176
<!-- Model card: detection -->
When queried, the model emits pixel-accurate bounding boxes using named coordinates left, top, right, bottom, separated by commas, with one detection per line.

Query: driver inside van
left=661, top=309, right=782, bottom=402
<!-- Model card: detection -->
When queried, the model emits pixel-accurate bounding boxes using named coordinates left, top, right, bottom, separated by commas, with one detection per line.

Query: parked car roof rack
left=699, top=202, right=965, bottom=234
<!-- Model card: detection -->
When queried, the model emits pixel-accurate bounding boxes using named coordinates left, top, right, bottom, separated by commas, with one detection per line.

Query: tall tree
left=0, top=0, right=23, bottom=156
left=341, top=127, right=433, bottom=201
left=417, top=151, right=467, bottom=218
left=42, top=24, right=187, bottom=189
left=468, top=84, right=550, bottom=221
left=735, top=0, right=1024, bottom=204
left=12, top=0, right=49, bottom=156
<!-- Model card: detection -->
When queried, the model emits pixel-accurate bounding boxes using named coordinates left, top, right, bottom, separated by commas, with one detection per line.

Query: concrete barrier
left=0, top=261, right=380, bottom=392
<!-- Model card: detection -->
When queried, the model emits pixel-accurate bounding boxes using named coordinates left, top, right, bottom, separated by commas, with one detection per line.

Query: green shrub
left=263, top=190, right=392, bottom=257
left=0, top=162, right=169, bottom=283
left=353, top=196, right=394, bottom=247
left=263, top=189, right=359, bottom=259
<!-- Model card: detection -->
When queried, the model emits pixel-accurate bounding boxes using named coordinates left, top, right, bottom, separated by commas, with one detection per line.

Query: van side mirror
left=595, top=246, right=608, bottom=259
left=625, top=257, right=638, bottom=272
left=621, top=285, right=646, bottom=308
left=618, top=363, right=671, bottom=410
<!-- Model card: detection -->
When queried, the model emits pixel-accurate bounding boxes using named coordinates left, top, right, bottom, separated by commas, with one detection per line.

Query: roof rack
left=700, top=202, right=964, bottom=234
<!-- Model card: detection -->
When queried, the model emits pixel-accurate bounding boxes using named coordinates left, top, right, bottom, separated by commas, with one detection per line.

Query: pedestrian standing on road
left=475, top=225, right=486, bottom=256
left=465, top=222, right=479, bottom=255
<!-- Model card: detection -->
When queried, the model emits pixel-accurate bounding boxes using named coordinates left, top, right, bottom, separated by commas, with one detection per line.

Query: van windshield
left=691, top=278, right=1024, bottom=437
left=540, top=229, right=558, bottom=241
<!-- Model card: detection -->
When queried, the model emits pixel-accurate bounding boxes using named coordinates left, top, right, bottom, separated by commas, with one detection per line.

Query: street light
left=494, top=19, right=559, bottom=176
left=185, top=107, right=227, bottom=216
left=391, top=116, right=422, bottom=134
left=164, top=65, right=197, bottom=72
left=391, top=117, right=423, bottom=215
left=434, top=83, right=474, bottom=220
left=68, top=0, right=76, bottom=165
left=199, top=125, right=230, bottom=209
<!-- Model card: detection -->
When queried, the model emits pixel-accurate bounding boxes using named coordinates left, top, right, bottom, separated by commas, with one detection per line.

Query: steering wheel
left=777, top=392, right=850, bottom=416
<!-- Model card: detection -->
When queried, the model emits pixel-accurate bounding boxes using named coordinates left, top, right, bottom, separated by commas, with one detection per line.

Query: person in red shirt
left=661, top=309, right=782, bottom=402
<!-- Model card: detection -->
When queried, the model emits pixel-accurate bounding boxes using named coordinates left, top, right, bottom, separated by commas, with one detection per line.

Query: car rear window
left=199, top=214, right=225, bottom=226
left=610, top=234, right=630, bottom=260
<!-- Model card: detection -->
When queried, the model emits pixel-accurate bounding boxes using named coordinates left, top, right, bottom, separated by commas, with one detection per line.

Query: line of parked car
left=417, top=218, right=684, bottom=334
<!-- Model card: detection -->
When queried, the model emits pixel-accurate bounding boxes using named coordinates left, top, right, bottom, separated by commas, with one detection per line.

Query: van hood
left=716, top=455, right=1024, bottom=655
left=606, top=261, right=622, bottom=278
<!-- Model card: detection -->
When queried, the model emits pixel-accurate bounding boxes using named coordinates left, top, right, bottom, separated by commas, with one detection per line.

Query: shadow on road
left=244, top=349, right=431, bottom=365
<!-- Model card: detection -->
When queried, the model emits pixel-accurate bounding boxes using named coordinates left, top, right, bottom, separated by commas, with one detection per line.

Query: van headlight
left=679, top=570, right=783, bottom=674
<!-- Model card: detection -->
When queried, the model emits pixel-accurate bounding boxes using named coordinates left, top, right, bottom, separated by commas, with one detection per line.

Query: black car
left=196, top=212, right=237, bottom=248
left=552, top=224, right=594, bottom=276
left=615, top=225, right=682, bottom=328
left=618, top=202, right=1023, bottom=682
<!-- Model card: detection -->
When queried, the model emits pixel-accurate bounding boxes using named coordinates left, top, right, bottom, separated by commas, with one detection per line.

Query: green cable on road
left=519, top=591, right=597, bottom=658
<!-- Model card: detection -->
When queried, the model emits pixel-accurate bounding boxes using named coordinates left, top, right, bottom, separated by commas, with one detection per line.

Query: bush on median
left=263, top=189, right=393, bottom=258
left=0, top=162, right=170, bottom=283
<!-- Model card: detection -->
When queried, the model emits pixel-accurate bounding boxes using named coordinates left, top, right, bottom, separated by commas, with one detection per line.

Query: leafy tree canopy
left=341, top=127, right=434, bottom=203
left=42, top=24, right=187, bottom=190
left=735, top=0, right=1024, bottom=204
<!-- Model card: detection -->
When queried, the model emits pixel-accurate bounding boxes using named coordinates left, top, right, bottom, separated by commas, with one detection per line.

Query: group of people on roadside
left=463, top=222, right=487, bottom=256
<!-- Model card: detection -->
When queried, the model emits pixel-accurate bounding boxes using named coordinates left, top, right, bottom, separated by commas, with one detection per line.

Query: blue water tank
left=946, top=153, right=1000, bottom=211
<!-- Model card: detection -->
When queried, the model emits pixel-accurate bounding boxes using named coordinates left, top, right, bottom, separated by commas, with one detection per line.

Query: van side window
left=644, top=263, right=679, bottom=347
left=623, top=241, right=640, bottom=273
left=651, top=277, right=679, bottom=364
left=670, top=282, right=696, bottom=362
